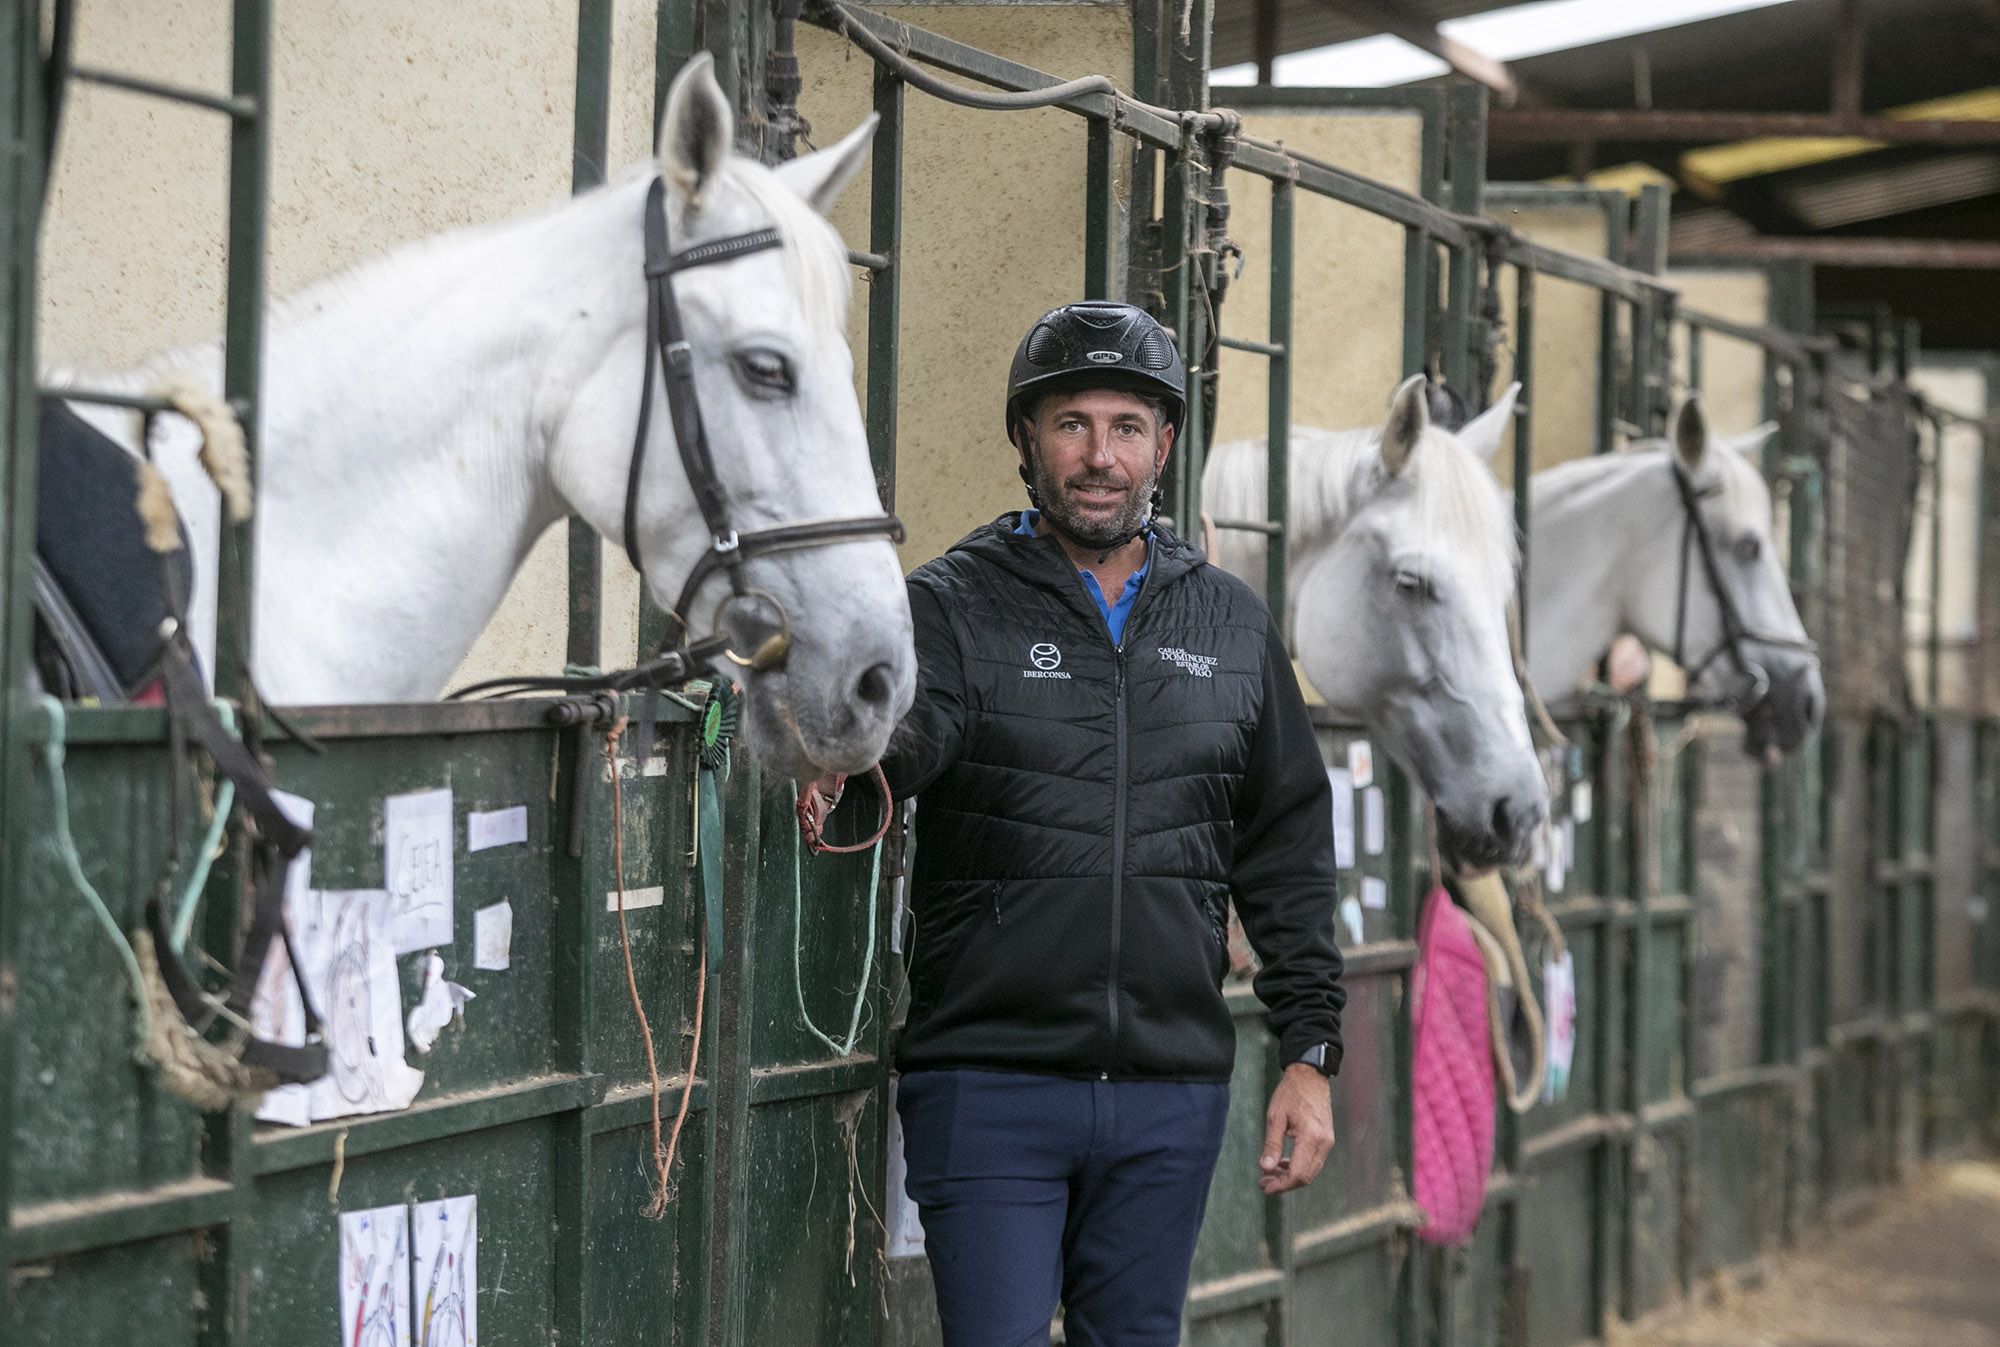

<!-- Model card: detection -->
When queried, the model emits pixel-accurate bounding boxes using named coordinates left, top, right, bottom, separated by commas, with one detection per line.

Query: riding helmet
left=1004, top=301, right=1187, bottom=443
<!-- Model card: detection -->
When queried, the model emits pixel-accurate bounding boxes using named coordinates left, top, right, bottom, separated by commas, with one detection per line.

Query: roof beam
left=1670, top=236, right=2000, bottom=268
left=1829, top=0, right=1865, bottom=121
left=1313, top=0, right=1519, bottom=106
left=1490, top=109, right=2000, bottom=145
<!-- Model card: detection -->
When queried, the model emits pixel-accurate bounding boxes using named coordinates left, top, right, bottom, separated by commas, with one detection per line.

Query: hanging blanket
left=1411, top=884, right=1495, bottom=1246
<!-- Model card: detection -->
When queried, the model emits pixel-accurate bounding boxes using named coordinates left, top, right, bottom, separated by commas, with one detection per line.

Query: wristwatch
left=1291, top=1042, right=1339, bottom=1077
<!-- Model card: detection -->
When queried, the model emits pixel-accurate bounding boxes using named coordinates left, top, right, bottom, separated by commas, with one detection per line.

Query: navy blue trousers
left=896, top=1069, right=1230, bottom=1347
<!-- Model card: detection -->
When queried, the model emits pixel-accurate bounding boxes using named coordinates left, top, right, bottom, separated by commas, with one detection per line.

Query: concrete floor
left=1621, top=1161, right=2000, bottom=1347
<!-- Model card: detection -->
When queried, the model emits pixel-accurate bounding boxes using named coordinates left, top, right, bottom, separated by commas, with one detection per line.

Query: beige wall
left=798, top=7, right=1135, bottom=572
left=40, top=0, right=665, bottom=688
left=1669, top=268, right=1772, bottom=439
left=1210, top=110, right=1424, bottom=452
left=1907, top=363, right=1987, bottom=711
left=1482, top=193, right=1614, bottom=486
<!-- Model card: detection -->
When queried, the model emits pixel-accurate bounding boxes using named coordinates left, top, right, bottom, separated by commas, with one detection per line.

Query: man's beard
left=1028, top=451, right=1160, bottom=551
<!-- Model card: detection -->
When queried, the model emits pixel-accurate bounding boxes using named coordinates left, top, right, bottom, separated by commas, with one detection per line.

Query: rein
left=1667, top=460, right=1817, bottom=714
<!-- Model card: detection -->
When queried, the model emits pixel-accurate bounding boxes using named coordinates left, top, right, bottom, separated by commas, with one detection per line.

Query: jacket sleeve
left=1231, top=612, right=1347, bottom=1074
left=824, top=576, right=968, bottom=842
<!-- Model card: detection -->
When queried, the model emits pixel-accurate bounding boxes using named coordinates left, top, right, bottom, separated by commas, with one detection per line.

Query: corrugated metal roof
left=1210, top=0, right=1521, bottom=70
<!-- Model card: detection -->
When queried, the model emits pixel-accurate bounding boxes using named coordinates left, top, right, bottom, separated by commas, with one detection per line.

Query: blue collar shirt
left=1014, top=508, right=1150, bottom=646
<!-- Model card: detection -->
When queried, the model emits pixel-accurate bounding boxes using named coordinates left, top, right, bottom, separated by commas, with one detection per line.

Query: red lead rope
left=797, top=762, right=895, bottom=855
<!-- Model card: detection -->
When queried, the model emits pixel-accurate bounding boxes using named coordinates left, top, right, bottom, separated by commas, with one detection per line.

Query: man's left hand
left=1259, top=1063, right=1336, bottom=1195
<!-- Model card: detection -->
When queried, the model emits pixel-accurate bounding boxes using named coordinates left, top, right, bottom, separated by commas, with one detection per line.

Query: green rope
left=170, top=701, right=237, bottom=953
left=792, top=829, right=881, bottom=1058
left=36, top=697, right=152, bottom=1052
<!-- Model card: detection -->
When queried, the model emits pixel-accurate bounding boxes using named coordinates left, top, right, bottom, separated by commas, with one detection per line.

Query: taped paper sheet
left=340, top=1204, right=411, bottom=1347
left=1361, top=876, right=1388, bottom=912
left=1543, top=950, right=1577, bottom=1104
left=1337, top=895, right=1366, bottom=946
left=406, top=952, right=475, bottom=1054
left=1327, top=768, right=1356, bottom=870
left=414, top=1195, right=477, bottom=1347
left=1362, top=787, right=1385, bottom=857
left=473, top=901, right=513, bottom=971
left=885, top=1079, right=927, bottom=1258
left=386, top=787, right=454, bottom=954
left=252, top=790, right=317, bottom=1127
left=1347, top=740, right=1374, bottom=788
left=466, top=805, right=527, bottom=853
left=253, top=888, right=425, bottom=1124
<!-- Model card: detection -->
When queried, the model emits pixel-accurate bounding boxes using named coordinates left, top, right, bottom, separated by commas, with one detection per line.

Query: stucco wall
left=798, top=7, right=1135, bottom=572
left=1907, top=363, right=1987, bottom=711
left=1210, top=109, right=1425, bottom=451
left=1669, top=267, right=1773, bottom=440
left=1482, top=192, right=1615, bottom=485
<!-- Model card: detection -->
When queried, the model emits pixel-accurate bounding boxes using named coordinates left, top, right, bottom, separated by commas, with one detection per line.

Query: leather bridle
left=1668, top=460, right=1817, bottom=713
left=457, top=176, right=904, bottom=700
left=627, top=176, right=903, bottom=667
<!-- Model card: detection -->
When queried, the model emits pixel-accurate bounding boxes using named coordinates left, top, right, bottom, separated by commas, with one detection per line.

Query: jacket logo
left=1023, top=642, right=1072, bottom=680
left=1159, top=646, right=1218, bottom=678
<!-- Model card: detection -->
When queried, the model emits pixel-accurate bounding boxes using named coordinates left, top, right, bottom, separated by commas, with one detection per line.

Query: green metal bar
left=1513, top=262, right=1536, bottom=639
left=866, top=65, right=903, bottom=510
left=567, top=0, right=614, bottom=670
left=1159, top=142, right=1193, bottom=529
left=1266, top=180, right=1293, bottom=619
left=703, top=763, right=763, bottom=1347
left=1442, top=85, right=1485, bottom=402
left=1597, top=200, right=1628, bottom=453
left=69, top=65, right=257, bottom=119
left=1687, top=323, right=1705, bottom=396
left=211, top=0, right=271, bottom=702
left=1402, top=228, right=1430, bottom=380
left=1632, top=184, right=1673, bottom=437
left=1084, top=115, right=1117, bottom=300
left=0, top=0, right=45, bottom=1303
left=1217, top=333, right=1283, bottom=357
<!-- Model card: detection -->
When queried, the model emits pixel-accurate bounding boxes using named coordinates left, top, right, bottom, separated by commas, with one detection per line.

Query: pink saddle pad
left=1410, top=885, right=1495, bottom=1246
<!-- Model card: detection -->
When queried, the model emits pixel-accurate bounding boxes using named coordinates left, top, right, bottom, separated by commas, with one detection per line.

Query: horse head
left=1288, top=375, right=1548, bottom=868
left=1629, top=395, right=1823, bottom=757
left=548, top=56, right=913, bottom=781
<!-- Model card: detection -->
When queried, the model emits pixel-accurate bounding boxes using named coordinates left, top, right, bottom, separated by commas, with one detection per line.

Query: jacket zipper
left=1109, top=648, right=1127, bottom=1066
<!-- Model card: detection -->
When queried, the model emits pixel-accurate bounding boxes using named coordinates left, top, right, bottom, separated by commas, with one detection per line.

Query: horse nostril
left=1802, top=688, right=1820, bottom=727
left=856, top=661, right=896, bottom=708
left=1491, top=796, right=1517, bottom=845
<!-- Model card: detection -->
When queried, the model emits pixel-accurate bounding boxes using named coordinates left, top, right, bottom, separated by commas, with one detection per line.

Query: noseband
left=1668, top=460, right=1816, bottom=712
left=456, top=178, right=903, bottom=703
left=626, top=176, right=904, bottom=669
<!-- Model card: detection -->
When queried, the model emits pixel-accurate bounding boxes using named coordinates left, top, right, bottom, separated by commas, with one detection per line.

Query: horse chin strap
left=624, top=175, right=904, bottom=669
left=1668, top=460, right=1816, bottom=714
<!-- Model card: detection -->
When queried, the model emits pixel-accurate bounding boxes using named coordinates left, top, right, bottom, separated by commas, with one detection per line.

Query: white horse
left=51, top=56, right=912, bottom=781
left=1205, top=376, right=1548, bottom=868
left=1527, top=396, right=1822, bottom=756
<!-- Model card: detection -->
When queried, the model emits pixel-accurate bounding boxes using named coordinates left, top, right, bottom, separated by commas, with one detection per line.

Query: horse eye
left=732, top=348, right=795, bottom=397
left=1734, top=535, right=1762, bottom=565
left=1393, top=569, right=1434, bottom=599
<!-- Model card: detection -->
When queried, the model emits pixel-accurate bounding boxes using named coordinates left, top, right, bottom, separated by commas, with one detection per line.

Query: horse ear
left=659, top=53, right=734, bottom=208
left=1458, top=381, right=1520, bottom=464
left=1727, top=421, right=1780, bottom=458
left=774, top=114, right=879, bottom=217
left=1380, top=374, right=1430, bottom=477
left=1672, top=394, right=1708, bottom=472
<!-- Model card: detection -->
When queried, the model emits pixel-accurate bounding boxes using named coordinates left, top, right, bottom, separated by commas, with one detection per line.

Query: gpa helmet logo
left=1084, top=350, right=1124, bottom=364
left=1030, top=643, right=1062, bottom=671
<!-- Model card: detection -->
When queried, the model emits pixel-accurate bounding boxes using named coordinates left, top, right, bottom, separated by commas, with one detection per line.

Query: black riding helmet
left=1004, top=301, right=1187, bottom=446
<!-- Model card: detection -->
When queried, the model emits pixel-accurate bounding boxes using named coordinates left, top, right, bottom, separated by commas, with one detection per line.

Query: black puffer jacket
left=882, top=516, right=1344, bottom=1083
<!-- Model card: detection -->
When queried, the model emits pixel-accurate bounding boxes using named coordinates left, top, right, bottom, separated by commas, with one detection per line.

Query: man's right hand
left=797, top=771, right=847, bottom=851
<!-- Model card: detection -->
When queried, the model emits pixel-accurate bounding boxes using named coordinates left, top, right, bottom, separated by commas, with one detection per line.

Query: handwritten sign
left=386, top=788, right=454, bottom=954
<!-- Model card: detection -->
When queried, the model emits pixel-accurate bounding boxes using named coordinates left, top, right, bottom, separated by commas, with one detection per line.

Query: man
left=810, top=301, right=1343, bottom=1347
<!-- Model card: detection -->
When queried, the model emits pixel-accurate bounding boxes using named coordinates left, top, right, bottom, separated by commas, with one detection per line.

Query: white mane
left=1206, top=421, right=1520, bottom=597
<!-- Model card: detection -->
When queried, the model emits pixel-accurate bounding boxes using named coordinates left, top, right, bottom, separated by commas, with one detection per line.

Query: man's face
left=1019, top=387, right=1174, bottom=550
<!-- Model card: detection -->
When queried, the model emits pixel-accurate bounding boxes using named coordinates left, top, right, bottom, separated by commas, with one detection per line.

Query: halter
left=455, top=177, right=904, bottom=702
left=1667, top=460, right=1817, bottom=712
